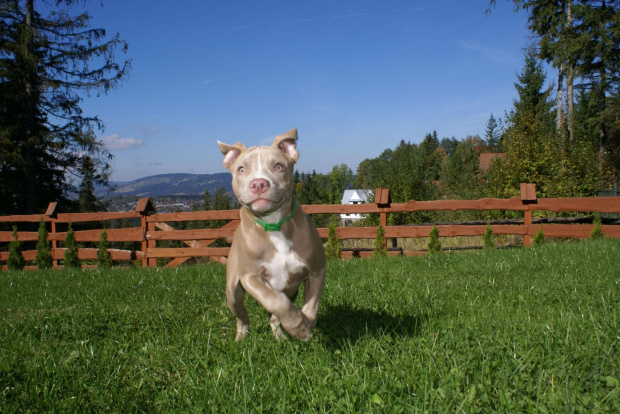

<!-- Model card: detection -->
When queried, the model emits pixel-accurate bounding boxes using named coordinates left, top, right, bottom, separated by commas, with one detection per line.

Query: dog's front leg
left=240, top=273, right=312, bottom=341
left=301, top=268, right=326, bottom=329
left=226, top=274, right=250, bottom=341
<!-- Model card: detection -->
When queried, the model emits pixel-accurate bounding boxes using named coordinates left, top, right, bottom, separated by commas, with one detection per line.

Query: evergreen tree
left=440, top=140, right=482, bottom=199
left=532, top=228, right=546, bottom=245
left=483, top=223, right=496, bottom=249
left=63, top=223, right=80, bottom=268
left=78, top=156, right=103, bottom=213
left=97, top=230, right=112, bottom=268
left=325, top=218, right=341, bottom=259
left=427, top=225, right=442, bottom=254
left=373, top=225, right=387, bottom=257
left=491, top=45, right=559, bottom=198
left=35, top=218, right=52, bottom=269
left=7, top=225, right=25, bottom=270
left=0, top=0, right=130, bottom=215
left=440, top=137, right=459, bottom=157
left=590, top=211, right=605, bottom=239
left=213, top=188, right=231, bottom=211
left=485, top=114, right=502, bottom=151
left=203, top=189, right=212, bottom=210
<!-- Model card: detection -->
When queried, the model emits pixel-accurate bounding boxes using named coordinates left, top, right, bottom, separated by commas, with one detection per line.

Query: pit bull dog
left=217, top=128, right=326, bottom=341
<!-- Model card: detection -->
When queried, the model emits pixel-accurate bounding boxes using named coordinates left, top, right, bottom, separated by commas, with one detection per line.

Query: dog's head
left=218, top=128, right=299, bottom=216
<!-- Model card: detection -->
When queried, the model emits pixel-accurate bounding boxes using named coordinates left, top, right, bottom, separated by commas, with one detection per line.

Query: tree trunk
left=598, top=0, right=608, bottom=173
left=24, top=0, right=38, bottom=214
left=566, top=0, right=575, bottom=142
left=556, top=62, right=565, bottom=151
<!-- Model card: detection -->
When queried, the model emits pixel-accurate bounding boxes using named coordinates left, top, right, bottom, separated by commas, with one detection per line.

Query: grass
left=1, top=239, right=619, bottom=412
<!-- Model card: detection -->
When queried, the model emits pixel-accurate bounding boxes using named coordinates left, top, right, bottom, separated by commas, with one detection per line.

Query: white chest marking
left=261, top=232, right=306, bottom=291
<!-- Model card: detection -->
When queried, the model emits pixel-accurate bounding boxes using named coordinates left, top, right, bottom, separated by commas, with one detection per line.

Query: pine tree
left=78, top=156, right=103, bottom=213
left=203, top=189, right=213, bottom=211
left=97, top=230, right=112, bottom=268
left=490, top=45, right=559, bottom=198
left=373, top=225, right=387, bottom=257
left=483, top=223, right=496, bottom=249
left=590, top=211, right=605, bottom=239
left=0, top=0, right=130, bottom=214
left=7, top=225, right=25, bottom=270
left=427, top=225, right=442, bottom=254
left=485, top=114, right=502, bottom=151
left=35, top=218, right=53, bottom=269
left=63, top=223, right=80, bottom=268
left=532, top=228, right=546, bottom=246
left=325, top=218, right=341, bottom=259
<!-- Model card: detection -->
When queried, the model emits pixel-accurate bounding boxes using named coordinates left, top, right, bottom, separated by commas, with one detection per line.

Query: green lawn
left=1, top=239, right=619, bottom=412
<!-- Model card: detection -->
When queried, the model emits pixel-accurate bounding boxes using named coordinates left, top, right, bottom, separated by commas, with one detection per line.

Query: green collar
left=245, top=196, right=297, bottom=232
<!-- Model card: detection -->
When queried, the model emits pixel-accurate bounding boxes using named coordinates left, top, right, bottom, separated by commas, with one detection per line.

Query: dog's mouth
left=247, top=197, right=277, bottom=213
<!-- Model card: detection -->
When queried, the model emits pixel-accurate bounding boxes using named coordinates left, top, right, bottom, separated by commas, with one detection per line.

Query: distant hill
left=96, top=173, right=232, bottom=198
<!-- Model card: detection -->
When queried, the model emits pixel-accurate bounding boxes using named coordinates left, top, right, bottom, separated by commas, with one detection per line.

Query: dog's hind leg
left=269, top=314, right=287, bottom=340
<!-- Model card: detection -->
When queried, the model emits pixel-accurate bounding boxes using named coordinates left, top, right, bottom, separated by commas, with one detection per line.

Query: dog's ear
left=272, top=128, right=299, bottom=162
left=218, top=141, right=246, bottom=171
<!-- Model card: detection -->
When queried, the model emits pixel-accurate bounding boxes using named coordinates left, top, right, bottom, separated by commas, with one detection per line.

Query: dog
left=217, top=128, right=326, bottom=341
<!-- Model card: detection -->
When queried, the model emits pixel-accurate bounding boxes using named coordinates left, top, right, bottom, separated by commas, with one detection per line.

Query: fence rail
left=2, top=184, right=620, bottom=270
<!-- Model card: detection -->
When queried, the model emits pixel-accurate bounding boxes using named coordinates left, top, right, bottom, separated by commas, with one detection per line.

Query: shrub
left=590, top=212, right=604, bottom=240
left=35, top=218, right=53, bottom=270
left=64, top=223, right=80, bottom=268
left=7, top=225, right=25, bottom=270
left=427, top=225, right=442, bottom=254
left=483, top=223, right=495, bottom=249
left=532, top=228, right=545, bottom=246
left=97, top=230, right=113, bottom=268
left=373, top=225, right=387, bottom=257
left=325, top=218, right=341, bottom=259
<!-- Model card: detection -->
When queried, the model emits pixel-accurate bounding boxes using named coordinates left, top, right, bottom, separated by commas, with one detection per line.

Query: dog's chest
left=260, top=232, right=307, bottom=291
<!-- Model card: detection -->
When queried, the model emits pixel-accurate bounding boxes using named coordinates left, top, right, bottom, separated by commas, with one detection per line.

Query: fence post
left=135, top=198, right=154, bottom=267
left=45, top=202, right=59, bottom=268
left=520, top=183, right=537, bottom=247
left=375, top=188, right=391, bottom=249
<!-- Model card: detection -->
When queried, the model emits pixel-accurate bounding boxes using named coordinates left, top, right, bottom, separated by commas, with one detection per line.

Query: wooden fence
left=1, top=184, right=620, bottom=270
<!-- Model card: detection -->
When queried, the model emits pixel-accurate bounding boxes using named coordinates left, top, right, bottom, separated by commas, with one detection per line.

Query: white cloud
left=457, top=40, right=519, bottom=65
left=101, top=134, right=145, bottom=151
left=127, top=124, right=161, bottom=135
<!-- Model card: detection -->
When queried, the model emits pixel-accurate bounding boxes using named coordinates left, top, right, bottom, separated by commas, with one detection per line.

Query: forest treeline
left=296, top=1, right=620, bottom=225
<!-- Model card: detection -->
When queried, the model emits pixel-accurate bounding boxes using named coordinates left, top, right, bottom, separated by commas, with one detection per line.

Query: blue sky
left=77, top=0, right=535, bottom=182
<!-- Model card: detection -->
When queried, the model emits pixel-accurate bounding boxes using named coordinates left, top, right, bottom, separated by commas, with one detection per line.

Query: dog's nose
left=249, top=178, right=270, bottom=194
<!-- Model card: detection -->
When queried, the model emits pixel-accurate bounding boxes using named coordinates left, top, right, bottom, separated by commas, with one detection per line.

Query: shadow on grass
left=317, top=304, right=429, bottom=349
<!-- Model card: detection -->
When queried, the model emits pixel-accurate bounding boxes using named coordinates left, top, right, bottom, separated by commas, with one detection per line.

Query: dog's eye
left=237, top=166, right=245, bottom=174
left=274, top=163, right=283, bottom=171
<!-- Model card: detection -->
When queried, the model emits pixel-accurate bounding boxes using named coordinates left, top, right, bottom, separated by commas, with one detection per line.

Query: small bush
left=590, top=212, right=604, bottom=240
left=97, top=230, right=113, bottom=268
left=373, top=225, right=387, bottom=257
left=532, top=228, right=545, bottom=246
left=483, top=223, right=495, bottom=249
left=7, top=225, right=25, bottom=270
left=427, top=225, right=442, bottom=254
left=64, top=223, right=80, bottom=268
left=35, top=218, right=53, bottom=270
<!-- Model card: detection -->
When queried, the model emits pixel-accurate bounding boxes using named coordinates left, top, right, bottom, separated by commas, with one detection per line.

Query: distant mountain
left=96, top=173, right=232, bottom=198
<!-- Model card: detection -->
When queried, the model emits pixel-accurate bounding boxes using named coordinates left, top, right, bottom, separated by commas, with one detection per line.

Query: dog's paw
left=281, top=312, right=312, bottom=341
left=235, top=321, right=249, bottom=341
